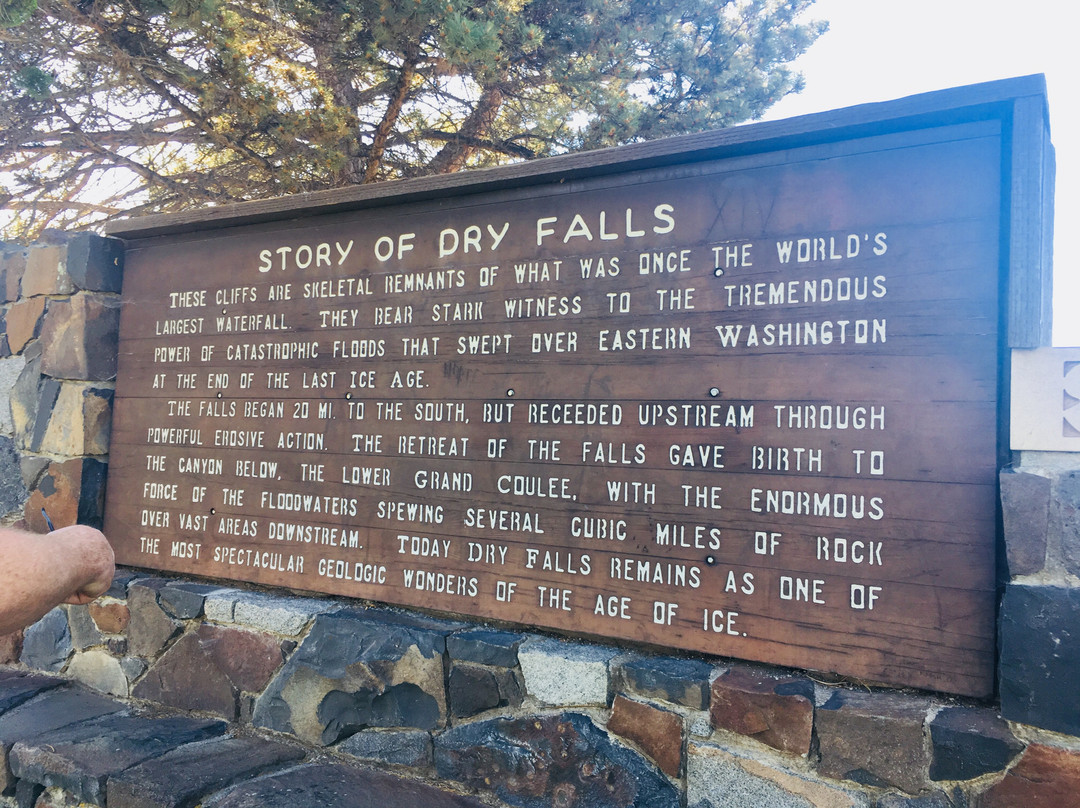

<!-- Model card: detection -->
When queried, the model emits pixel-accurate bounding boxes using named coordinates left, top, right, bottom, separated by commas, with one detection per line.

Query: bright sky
left=759, top=0, right=1077, bottom=345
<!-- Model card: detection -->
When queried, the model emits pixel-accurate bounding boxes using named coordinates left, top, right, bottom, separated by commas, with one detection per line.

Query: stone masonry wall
left=0, top=233, right=120, bottom=659
left=0, top=234, right=121, bottom=539
left=999, top=455, right=1080, bottom=737
left=5, top=573, right=1069, bottom=808
left=1, top=235, right=1079, bottom=808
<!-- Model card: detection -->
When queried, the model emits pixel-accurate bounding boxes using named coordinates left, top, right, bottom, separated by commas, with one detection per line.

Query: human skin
left=0, top=524, right=115, bottom=635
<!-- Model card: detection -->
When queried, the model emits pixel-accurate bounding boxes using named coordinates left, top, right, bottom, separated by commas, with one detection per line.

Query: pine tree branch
left=363, top=53, right=419, bottom=183
left=49, top=101, right=224, bottom=206
left=55, top=1, right=277, bottom=178
left=426, top=82, right=507, bottom=174
left=419, top=128, right=535, bottom=160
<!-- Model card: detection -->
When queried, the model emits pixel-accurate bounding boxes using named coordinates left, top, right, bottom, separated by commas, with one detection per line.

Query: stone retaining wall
left=5, top=572, right=1066, bottom=808
left=1, top=235, right=1078, bottom=807
left=0, top=235, right=120, bottom=535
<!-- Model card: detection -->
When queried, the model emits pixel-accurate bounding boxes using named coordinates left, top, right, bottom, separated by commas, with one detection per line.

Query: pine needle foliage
left=0, top=0, right=824, bottom=239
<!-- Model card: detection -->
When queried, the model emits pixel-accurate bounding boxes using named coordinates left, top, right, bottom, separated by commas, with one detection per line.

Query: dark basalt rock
left=435, top=712, right=680, bottom=808
left=318, top=682, right=440, bottom=744
left=252, top=608, right=455, bottom=744
left=611, top=655, right=713, bottom=710
left=447, top=628, right=524, bottom=667
left=202, top=762, right=488, bottom=808
left=929, top=707, right=1022, bottom=781
left=9, top=712, right=226, bottom=804
left=0, top=685, right=123, bottom=793
left=107, top=735, right=305, bottom=808
left=999, top=584, right=1080, bottom=735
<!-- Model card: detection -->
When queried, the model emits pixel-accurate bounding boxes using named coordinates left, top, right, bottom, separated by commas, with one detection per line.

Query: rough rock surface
left=709, top=666, right=814, bottom=756
left=611, top=655, right=713, bottom=710
left=999, top=470, right=1050, bottom=575
left=9, top=712, right=226, bottom=804
left=202, top=762, right=489, bottom=808
left=435, top=712, right=680, bottom=808
left=517, top=639, right=616, bottom=706
left=134, top=624, right=286, bottom=719
left=19, top=609, right=71, bottom=673
left=608, top=695, right=684, bottom=777
left=38, top=293, right=121, bottom=381
left=253, top=609, right=454, bottom=744
left=929, top=707, right=1022, bottom=781
left=0, top=684, right=123, bottom=793
left=106, top=735, right=305, bottom=808
left=815, top=689, right=930, bottom=794
left=999, top=584, right=1080, bottom=735
left=979, top=743, right=1080, bottom=807
left=335, top=729, right=433, bottom=768
left=688, top=742, right=872, bottom=808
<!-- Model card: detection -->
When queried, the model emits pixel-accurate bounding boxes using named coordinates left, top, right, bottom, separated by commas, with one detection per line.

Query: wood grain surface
left=105, top=121, right=1004, bottom=696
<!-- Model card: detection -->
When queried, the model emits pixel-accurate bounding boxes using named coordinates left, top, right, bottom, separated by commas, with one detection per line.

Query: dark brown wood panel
left=105, top=119, right=1005, bottom=696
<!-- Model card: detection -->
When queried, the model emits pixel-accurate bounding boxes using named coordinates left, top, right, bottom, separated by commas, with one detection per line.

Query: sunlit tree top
left=0, top=0, right=824, bottom=240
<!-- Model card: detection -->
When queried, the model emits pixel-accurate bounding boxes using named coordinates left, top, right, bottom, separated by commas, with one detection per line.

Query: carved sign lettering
left=105, top=119, right=1004, bottom=697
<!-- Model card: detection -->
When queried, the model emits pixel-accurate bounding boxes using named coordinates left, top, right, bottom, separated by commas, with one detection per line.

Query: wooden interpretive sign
left=105, top=79, right=1054, bottom=697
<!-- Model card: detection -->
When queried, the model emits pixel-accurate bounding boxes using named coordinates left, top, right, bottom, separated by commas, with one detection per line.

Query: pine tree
left=0, top=0, right=824, bottom=239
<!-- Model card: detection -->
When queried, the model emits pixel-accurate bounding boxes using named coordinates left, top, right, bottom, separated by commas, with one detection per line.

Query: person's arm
left=0, top=525, right=115, bottom=635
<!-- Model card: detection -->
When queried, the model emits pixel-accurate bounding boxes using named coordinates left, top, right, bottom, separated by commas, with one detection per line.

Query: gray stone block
left=64, top=234, right=123, bottom=294
left=159, top=583, right=223, bottom=620
left=447, top=661, right=514, bottom=721
left=1000, top=470, right=1050, bottom=575
left=66, top=650, right=128, bottom=697
left=14, top=777, right=42, bottom=808
left=518, top=637, right=616, bottom=706
left=8, top=344, right=41, bottom=451
left=66, top=605, right=102, bottom=651
left=0, top=246, right=26, bottom=304
left=0, top=356, right=26, bottom=437
left=688, top=742, right=871, bottom=808
left=336, top=729, right=433, bottom=768
left=0, top=670, right=65, bottom=714
left=1054, top=472, right=1080, bottom=576
left=203, top=589, right=241, bottom=623
left=106, top=570, right=138, bottom=599
left=205, top=590, right=325, bottom=635
left=877, top=791, right=967, bottom=808
left=0, top=437, right=26, bottom=519
left=121, top=656, right=148, bottom=682
left=231, top=592, right=325, bottom=635
left=27, top=378, right=60, bottom=453
left=929, top=707, right=1022, bottom=781
left=0, top=685, right=123, bottom=793
left=20, top=608, right=71, bottom=672
left=612, top=654, right=714, bottom=709
left=76, top=457, right=108, bottom=529
left=19, top=455, right=49, bottom=491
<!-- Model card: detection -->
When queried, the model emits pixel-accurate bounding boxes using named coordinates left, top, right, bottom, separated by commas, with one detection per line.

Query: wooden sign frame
left=105, top=76, right=1054, bottom=697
